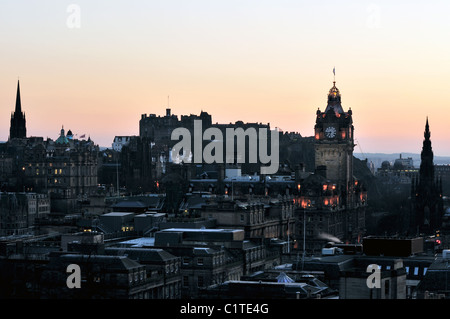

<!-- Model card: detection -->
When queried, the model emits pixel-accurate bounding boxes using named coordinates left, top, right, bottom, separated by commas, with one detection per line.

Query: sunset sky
left=1, top=1, right=450, bottom=157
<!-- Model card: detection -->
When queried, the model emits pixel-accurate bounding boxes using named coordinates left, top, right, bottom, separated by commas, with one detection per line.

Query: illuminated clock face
left=325, top=126, right=337, bottom=138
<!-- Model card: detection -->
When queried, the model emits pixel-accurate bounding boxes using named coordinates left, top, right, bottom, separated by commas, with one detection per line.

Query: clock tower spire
left=314, top=81, right=355, bottom=204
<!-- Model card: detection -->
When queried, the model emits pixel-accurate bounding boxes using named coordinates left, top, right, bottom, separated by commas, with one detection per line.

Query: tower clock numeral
left=325, top=126, right=336, bottom=138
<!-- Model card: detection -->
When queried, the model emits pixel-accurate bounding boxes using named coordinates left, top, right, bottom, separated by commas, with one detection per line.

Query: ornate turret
left=419, top=117, right=434, bottom=184
left=324, top=81, right=344, bottom=114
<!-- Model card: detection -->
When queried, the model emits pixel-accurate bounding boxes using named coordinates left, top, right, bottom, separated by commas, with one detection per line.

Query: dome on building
left=324, top=81, right=344, bottom=114
left=328, top=81, right=340, bottom=97
left=381, top=161, right=391, bottom=170
left=55, top=126, right=69, bottom=145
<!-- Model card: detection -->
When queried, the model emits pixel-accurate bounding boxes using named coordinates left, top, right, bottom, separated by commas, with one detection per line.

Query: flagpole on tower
left=333, top=66, right=336, bottom=82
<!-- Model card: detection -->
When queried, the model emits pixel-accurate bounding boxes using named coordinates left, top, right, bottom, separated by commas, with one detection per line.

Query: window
left=414, top=267, right=419, bottom=276
left=198, top=276, right=204, bottom=287
left=183, top=257, right=189, bottom=265
left=197, top=258, right=204, bottom=266
left=183, top=276, right=189, bottom=287
left=385, top=279, right=390, bottom=296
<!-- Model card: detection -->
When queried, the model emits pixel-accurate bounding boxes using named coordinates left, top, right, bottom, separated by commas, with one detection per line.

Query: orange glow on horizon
left=1, top=2, right=450, bottom=156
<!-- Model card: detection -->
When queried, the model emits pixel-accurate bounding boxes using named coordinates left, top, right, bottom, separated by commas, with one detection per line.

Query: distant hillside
left=354, top=152, right=450, bottom=168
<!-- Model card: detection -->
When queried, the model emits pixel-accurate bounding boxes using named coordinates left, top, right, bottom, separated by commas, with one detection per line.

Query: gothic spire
left=421, top=117, right=433, bottom=161
left=412, top=117, right=444, bottom=234
left=9, top=80, right=27, bottom=139
left=15, top=80, right=22, bottom=114
left=424, top=116, right=430, bottom=140
left=419, top=117, right=435, bottom=186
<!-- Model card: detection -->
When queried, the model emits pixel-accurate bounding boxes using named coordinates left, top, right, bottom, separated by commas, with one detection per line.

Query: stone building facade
left=0, top=192, right=50, bottom=237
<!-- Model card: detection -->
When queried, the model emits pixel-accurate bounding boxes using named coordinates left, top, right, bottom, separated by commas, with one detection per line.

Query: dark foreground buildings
left=1, top=78, right=448, bottom=300
left=0, top=81, right=99, bottom=218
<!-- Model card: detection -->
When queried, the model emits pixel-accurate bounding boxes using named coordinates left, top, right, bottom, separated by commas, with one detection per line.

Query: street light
left=302, top=209, right=306, bottom=271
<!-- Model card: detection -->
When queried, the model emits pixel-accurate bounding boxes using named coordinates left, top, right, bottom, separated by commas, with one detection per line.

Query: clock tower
left=314, top=81, right=355, bottom=203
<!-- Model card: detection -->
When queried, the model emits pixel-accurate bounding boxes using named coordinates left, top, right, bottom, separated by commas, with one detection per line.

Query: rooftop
left=118, top=237, right=155, bottom=247
left=105, top=247, right=178, bottom=262
left=101, top=212, right=135, bottom=217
